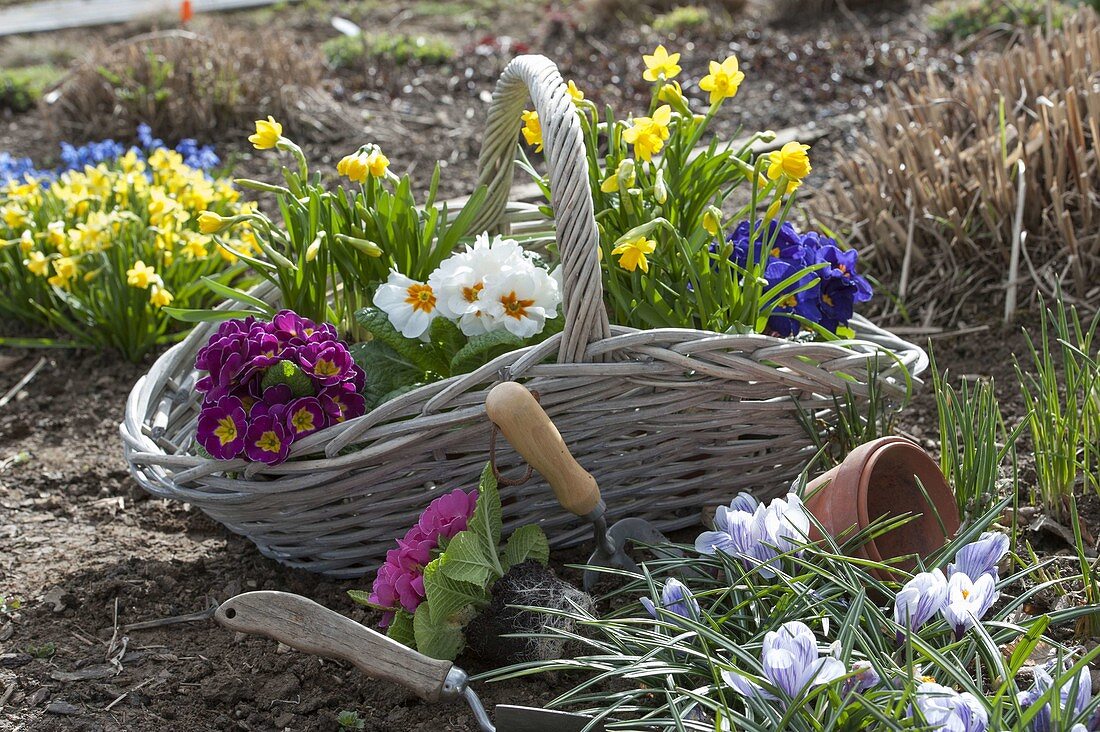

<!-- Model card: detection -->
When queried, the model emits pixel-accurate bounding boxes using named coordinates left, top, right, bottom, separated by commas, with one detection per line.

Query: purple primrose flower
left=195, top=395, right=248, bottom=460
left=243, top=414, right=291, bottom=465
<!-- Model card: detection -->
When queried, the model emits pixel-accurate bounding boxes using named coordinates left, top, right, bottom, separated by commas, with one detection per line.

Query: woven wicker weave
left=120, top=55, right=927, bottom=579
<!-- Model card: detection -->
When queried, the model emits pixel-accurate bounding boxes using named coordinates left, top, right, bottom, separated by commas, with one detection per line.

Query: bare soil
left=0, top=1, right=1095, bottom=730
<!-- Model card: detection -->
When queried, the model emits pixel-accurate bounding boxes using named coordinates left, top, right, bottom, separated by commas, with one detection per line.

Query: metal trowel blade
left=494, top=704, right=605, bottom=732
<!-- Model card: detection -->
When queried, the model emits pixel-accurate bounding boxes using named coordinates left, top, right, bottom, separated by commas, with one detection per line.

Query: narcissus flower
left=611, top=235, right=656, bottom=273
left=373, top=271, right=438, bottom=340
left=566, top=80, right=584, bottom=104
left=600, top=159, right=636, bottom=193
left=149, top=284, right=174, bottom=308
left=126, top=260, right=160, bottom=289
left=24, top=250, right=49, bottom=276
left=767, top=141, right=812, bottom=183
left=622, top=105, right=672, bottom=161
left=699, top=55, right=745, bottom=104
left=48, top=256, right=77, bottom=289
left=642, top=45, right=681, bottom=82
left=520, top=110, right=543, bottom=153
left=248, top=116, right=283, bottom=150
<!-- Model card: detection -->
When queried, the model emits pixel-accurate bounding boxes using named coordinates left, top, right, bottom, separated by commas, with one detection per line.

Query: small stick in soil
left=121, top=603, right=218, bottom=632
left=103, top=677, right=154, bottom=712
left=0, top=356, right=46, bottom=412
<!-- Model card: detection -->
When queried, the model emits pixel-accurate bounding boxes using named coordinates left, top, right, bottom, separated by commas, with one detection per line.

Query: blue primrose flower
left=912, top=681, right=989, bottom=731
left=640, top=578, right=699, bottom=623
left=723, top=621, right=846, bottom=703
left=1017, top=662, right=1096, bottom=732
left=721, top=220, right=872, bottom=337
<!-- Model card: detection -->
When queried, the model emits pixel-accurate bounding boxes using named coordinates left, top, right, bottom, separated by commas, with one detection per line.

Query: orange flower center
left=462, top=282, right=484, bottom=303
left=405, top=283, right=436, bottom=313
left=500, top=291, right=535, bottom=320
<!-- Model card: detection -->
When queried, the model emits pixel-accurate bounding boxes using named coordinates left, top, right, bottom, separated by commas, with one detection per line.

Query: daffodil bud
left=653, top=169, right=668, bottom=204
left=197, top=211, right=233, bottom=235
left=612, top=219, right=661, bottom=249
left=657, top=81, right=690, bottom=116
left=760, top=130, right=777, bottom=142
left=616, top=158, right=636, bottom=191
left=305, top=231, right=324, bottom=262
left=336, top=234, right=383, bottom=257
left=702, top=206, right=723, bottom=237
left=765, top=198, right=783, bottom=221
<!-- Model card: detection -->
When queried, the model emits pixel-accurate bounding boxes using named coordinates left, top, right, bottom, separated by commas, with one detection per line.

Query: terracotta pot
left=804, top=436, right=959, bottom=581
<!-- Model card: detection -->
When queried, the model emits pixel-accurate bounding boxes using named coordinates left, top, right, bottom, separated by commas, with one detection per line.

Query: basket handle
left=469, top=54, right=610, bottom=364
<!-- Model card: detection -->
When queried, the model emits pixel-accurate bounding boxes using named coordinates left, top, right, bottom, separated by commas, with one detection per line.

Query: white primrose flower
left=431, top=233, right=541, bottom=336
left=373, top=271, right=438, bottom=340
left=477, top=265, right=562, bottom=338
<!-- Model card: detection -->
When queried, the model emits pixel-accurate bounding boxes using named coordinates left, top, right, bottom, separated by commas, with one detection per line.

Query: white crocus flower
left=373, top=271, right=438, bottom=340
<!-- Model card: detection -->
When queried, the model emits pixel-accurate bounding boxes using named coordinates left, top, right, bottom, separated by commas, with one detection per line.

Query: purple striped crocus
left=911, top=681, right=988, bottom=731
left=722, top=621, right=846, bottom=703
left=949, top=531, right=1009, bottom=582
left=640, top=578, right=700, bottom=623
left=1017, top=663, right=1093, bottom=732
left=893, top=569, right=948, bottom=644
left=941, top=570, right=997, bottom=639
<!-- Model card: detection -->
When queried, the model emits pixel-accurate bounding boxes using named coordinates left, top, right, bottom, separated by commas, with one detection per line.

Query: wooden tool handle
left=485, top=382, right=602, bottom=516
left=215, top=591, right=456, bottom=702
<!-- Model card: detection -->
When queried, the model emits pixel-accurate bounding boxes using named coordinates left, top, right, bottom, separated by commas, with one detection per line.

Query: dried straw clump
left=46, top=27, right=343, bottom=144
left=815, top=10, right=1100, bottom=317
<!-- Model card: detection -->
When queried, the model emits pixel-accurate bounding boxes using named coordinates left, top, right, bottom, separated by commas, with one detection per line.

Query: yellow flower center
left=291, top=408, right=316, bottom=433
left=256, top=430, right=282, bottom=454
left=822, top=293, right=834, bottom=307
left=314, top=359, right=340, bottom=377
left=405, top=283, right=436, bottom=313
left=921, top=675, right=937, bottom=684
left=781, top=295, right=798, bottom=308
left=961, top=588, right=970, bottom=600
left=214, top=417, right=238, bottom=446
left=500, top=291, right=535, bottom=319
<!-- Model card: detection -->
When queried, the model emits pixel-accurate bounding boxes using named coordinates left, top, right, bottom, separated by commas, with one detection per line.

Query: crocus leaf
left=1008, top=616, right=1051, bottom=676
left=423, top=558, right=488, bottom=622
left=449, top=329, right=525, bottom=375
left=412, top=602, right=465, bottom=661
left=386, top=610, right=416, bottom=649
left=502, top=524, right=550, bottom=571
left=260, top=359, right=315, bottom=398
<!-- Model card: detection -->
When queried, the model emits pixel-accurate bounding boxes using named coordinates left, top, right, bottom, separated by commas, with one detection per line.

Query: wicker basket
left=120, top=55, right=928, bottom=579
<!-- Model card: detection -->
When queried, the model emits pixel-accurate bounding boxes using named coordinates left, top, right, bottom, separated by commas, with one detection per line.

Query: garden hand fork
left=486, top=382, right=678, bottom=590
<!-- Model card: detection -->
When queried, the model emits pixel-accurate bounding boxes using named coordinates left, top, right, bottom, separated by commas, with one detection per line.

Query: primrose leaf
left=260, top=359, right=314, bottom=397
left=428, top=316, right=465, bottom=369
left=449, top=329, right=524, bottom=375
left=423, top=558, right=488, bottom=622
left=412, top=602, right=465, bottom=661
left=502, top=524, right=550, bottom=571
left=437, top=531, right=493, bottom=587
left=386, top=610, right=416, bottom=649
left=349, top=340, right=421, bottom=409
left=472, top=462, right=503, bottom=548
left=346, top=589, right=373, bottom=607
left=354, top=307, right=446, bottom=375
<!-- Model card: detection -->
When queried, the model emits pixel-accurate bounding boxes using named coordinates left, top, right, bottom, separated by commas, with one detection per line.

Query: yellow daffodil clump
left=0, top=143, right=253, bottom=360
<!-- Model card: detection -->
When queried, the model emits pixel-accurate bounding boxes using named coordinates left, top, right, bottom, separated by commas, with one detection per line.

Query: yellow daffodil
left=337, top=148, right=389, bottom=183
left=47, top=256, right=77, bottom=289
left=149, top=284, right=174, bottom=308
left=611, top=235, right=657, bottom=273
left=1, top=205, right=27, bottom=229
left=46, top=221, right=66, bottom=247
left=622, top=105, right=673, bottom=162
left=699, top=55, right=745, bottom=105
left=767, top=141, right=812, bottom=183
left=198, top=211, right=229, bottom=235
left=19, top=230, right=34, bottom=253
left=642, top=45, right=681, bottom=83
left=521, top=110, right=543, bottom=153
left=126, top=260, right=160, bottom=289
left=566, top=80, right=584, bottom=105
left=248, top=116, right=283, bottom=150
left=24, top=250, right=49, bottom=276
left=182, top=235, right=209, bottom=260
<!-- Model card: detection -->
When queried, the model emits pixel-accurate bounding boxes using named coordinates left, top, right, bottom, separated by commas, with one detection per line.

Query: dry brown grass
left=44, top=25, right=346, bottom=145
left=814, top=9, right=1100, bottom=319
